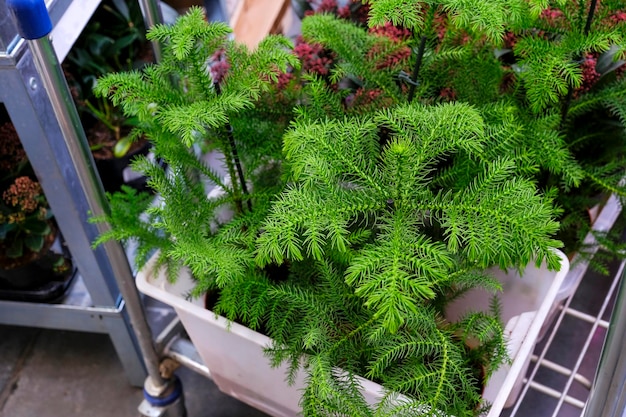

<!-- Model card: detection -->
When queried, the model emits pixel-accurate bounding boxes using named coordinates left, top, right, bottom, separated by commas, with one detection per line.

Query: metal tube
left=582, top=269, right=626, bottom=417
left=137, top=0, right=164, bottom=62
left=164, top=336, right=213, bottom=380
left=28, top=38, right=107, bottom=215
left=27, top=34, right=167, bottom=390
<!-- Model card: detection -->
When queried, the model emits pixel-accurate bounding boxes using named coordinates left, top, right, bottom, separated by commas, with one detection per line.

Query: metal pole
left=137, top=0, right=164, bottom=62
left=6, top=0, right=167, bottom=393
left=582, top=267, right=626, bottom=417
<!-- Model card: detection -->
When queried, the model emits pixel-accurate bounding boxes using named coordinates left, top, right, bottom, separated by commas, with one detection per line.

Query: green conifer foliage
left=366, top=0, right=546, bottom=39
left=247, top=102, right=559, bottom=416
left=92, top=8, right=299, bottom=283
left=95, top=7, right=299, bottom=214
left=357, top=0, right=626, bottom=259
left=496, top=0, right=626, bottom=256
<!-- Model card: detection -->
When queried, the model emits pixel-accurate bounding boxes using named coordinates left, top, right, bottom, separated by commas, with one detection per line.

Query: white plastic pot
left=137, top=251, right=569, bottom=417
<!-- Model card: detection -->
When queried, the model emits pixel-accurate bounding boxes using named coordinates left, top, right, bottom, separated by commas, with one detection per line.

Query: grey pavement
left=0, top=325, right=267, bottom=417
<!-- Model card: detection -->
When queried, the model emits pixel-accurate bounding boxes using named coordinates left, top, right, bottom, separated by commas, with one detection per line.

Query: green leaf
left=88, top=34, right=115, bottom=57
left=596, top=46, right=626, bottom=77
left=24, top=235, right=45, bottom=253
left=22, top=219, right=51, bottom=236
left=111, top=0, right=131, bottom=21
left=0, top=223, right=17, bottom=239
left=114, top=136, right=134, bottom=158
left=43, top=209, right=54, bottom=220
left=6, top=240, right=23, bottom=258
left=111, top=34, right=139, bottom=56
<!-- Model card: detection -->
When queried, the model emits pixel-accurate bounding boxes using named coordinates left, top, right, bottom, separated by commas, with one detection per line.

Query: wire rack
left=502, top=196, right=624, bottom=417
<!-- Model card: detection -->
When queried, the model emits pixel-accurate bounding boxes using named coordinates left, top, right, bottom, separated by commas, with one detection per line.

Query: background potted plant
left=92, top=8, right=570, bottom=416
left=0, top=121, right=74, bottom=302
left=63, top=0, right=156, bottom=192
left=378, top=0, right=626, bottom=263
left=502, top=0, right=626, bottom=271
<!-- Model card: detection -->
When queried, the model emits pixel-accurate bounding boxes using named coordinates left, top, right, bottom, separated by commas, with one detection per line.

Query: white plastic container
left=137, top=251, right=569, bottom=417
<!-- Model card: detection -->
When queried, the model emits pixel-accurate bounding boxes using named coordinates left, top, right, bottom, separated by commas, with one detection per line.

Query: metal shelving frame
left=0, top=0, right=146, bottom=387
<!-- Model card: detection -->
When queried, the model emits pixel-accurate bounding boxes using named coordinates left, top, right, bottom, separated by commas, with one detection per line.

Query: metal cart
left=1, top=1, right=180, bottom=415
left=0, top=0, right=147, bottom=387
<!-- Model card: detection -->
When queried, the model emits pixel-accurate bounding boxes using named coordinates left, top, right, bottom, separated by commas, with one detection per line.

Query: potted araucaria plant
left=93, top=7, right=569, bottom=417
left=64, top=0, right=156, bottom=193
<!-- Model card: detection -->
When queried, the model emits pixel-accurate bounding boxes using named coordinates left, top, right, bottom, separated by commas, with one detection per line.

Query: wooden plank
left=231, top=0, right=291, bottom=48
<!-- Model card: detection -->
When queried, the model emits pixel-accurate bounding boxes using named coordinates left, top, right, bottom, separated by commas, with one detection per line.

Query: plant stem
left=85, top=99, right=116, bottom=132
left=329, top=311, right=382, bottom=356
left=560, top=0, right=599, bottom=129
left=583, top=0, right=598, bottom=36
left=215, top=82, right=251, bottom=213
left=559, top=88, right=574, bottom=131
left=407, top=6, right=436, bottom=103
left=221, top=138, right=244, bottom=214
left=226, top=124, right=252, bottom=212
left=407, top=35, right=427, bottom=103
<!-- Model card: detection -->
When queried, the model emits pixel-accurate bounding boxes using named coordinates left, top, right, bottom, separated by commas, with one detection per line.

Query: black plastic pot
left=94, top=140, right=152, bottom=193
left=0, top=235, right=76, bottom=303
left=0, top=267, right=77, bottom=303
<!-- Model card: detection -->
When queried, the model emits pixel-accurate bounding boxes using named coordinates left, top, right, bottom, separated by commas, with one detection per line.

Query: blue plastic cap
left=6, top=0, right=52, bottom=40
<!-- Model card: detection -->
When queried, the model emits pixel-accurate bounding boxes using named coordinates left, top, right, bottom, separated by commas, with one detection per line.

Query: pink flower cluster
left=275, top=71, right=295, bottom=90
left=610, top=11, right=626, bottom=25
left=367, top=44, right=411, bottom=70
left=431, top=11, right=471, bottom=46
left=337, top=4, right=351, bottom=18
left=340, top=0, right=369, bottom=24
left=575, top=54, right=601, bottom=96
left=294, top=37, right=335, bottom=76
left=369, top=22, right=411, bottom=42
left=439, top=87, right=457, bottom=101
left=3, top=176, right=43, bottom=214
left=434, top=13, right=448, bottom=41
left=540, top=7, right=565, bottom=26
left=345, top=87, right=393, bottom=111
left=503, top=31, right=517, bottom=49
left=209, top=49, right=230, bottom=85
left=366, top=22, right=411, bottom=70
left=315, top=0, right=338, bottom=14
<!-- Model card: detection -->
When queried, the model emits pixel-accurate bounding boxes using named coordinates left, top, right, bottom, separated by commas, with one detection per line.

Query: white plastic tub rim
left=136, top=250, right=570, bottom=417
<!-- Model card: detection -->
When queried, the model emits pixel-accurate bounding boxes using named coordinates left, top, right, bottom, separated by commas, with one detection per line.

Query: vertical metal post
left=6, top=0, right=170, bottom=397
left=137, top=0, right=164, bottom=62
left=582, top=269, right=626, bottom=417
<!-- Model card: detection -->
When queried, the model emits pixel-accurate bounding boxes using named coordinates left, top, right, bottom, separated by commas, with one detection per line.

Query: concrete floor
left=0, top=324, right=268, bottom=417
